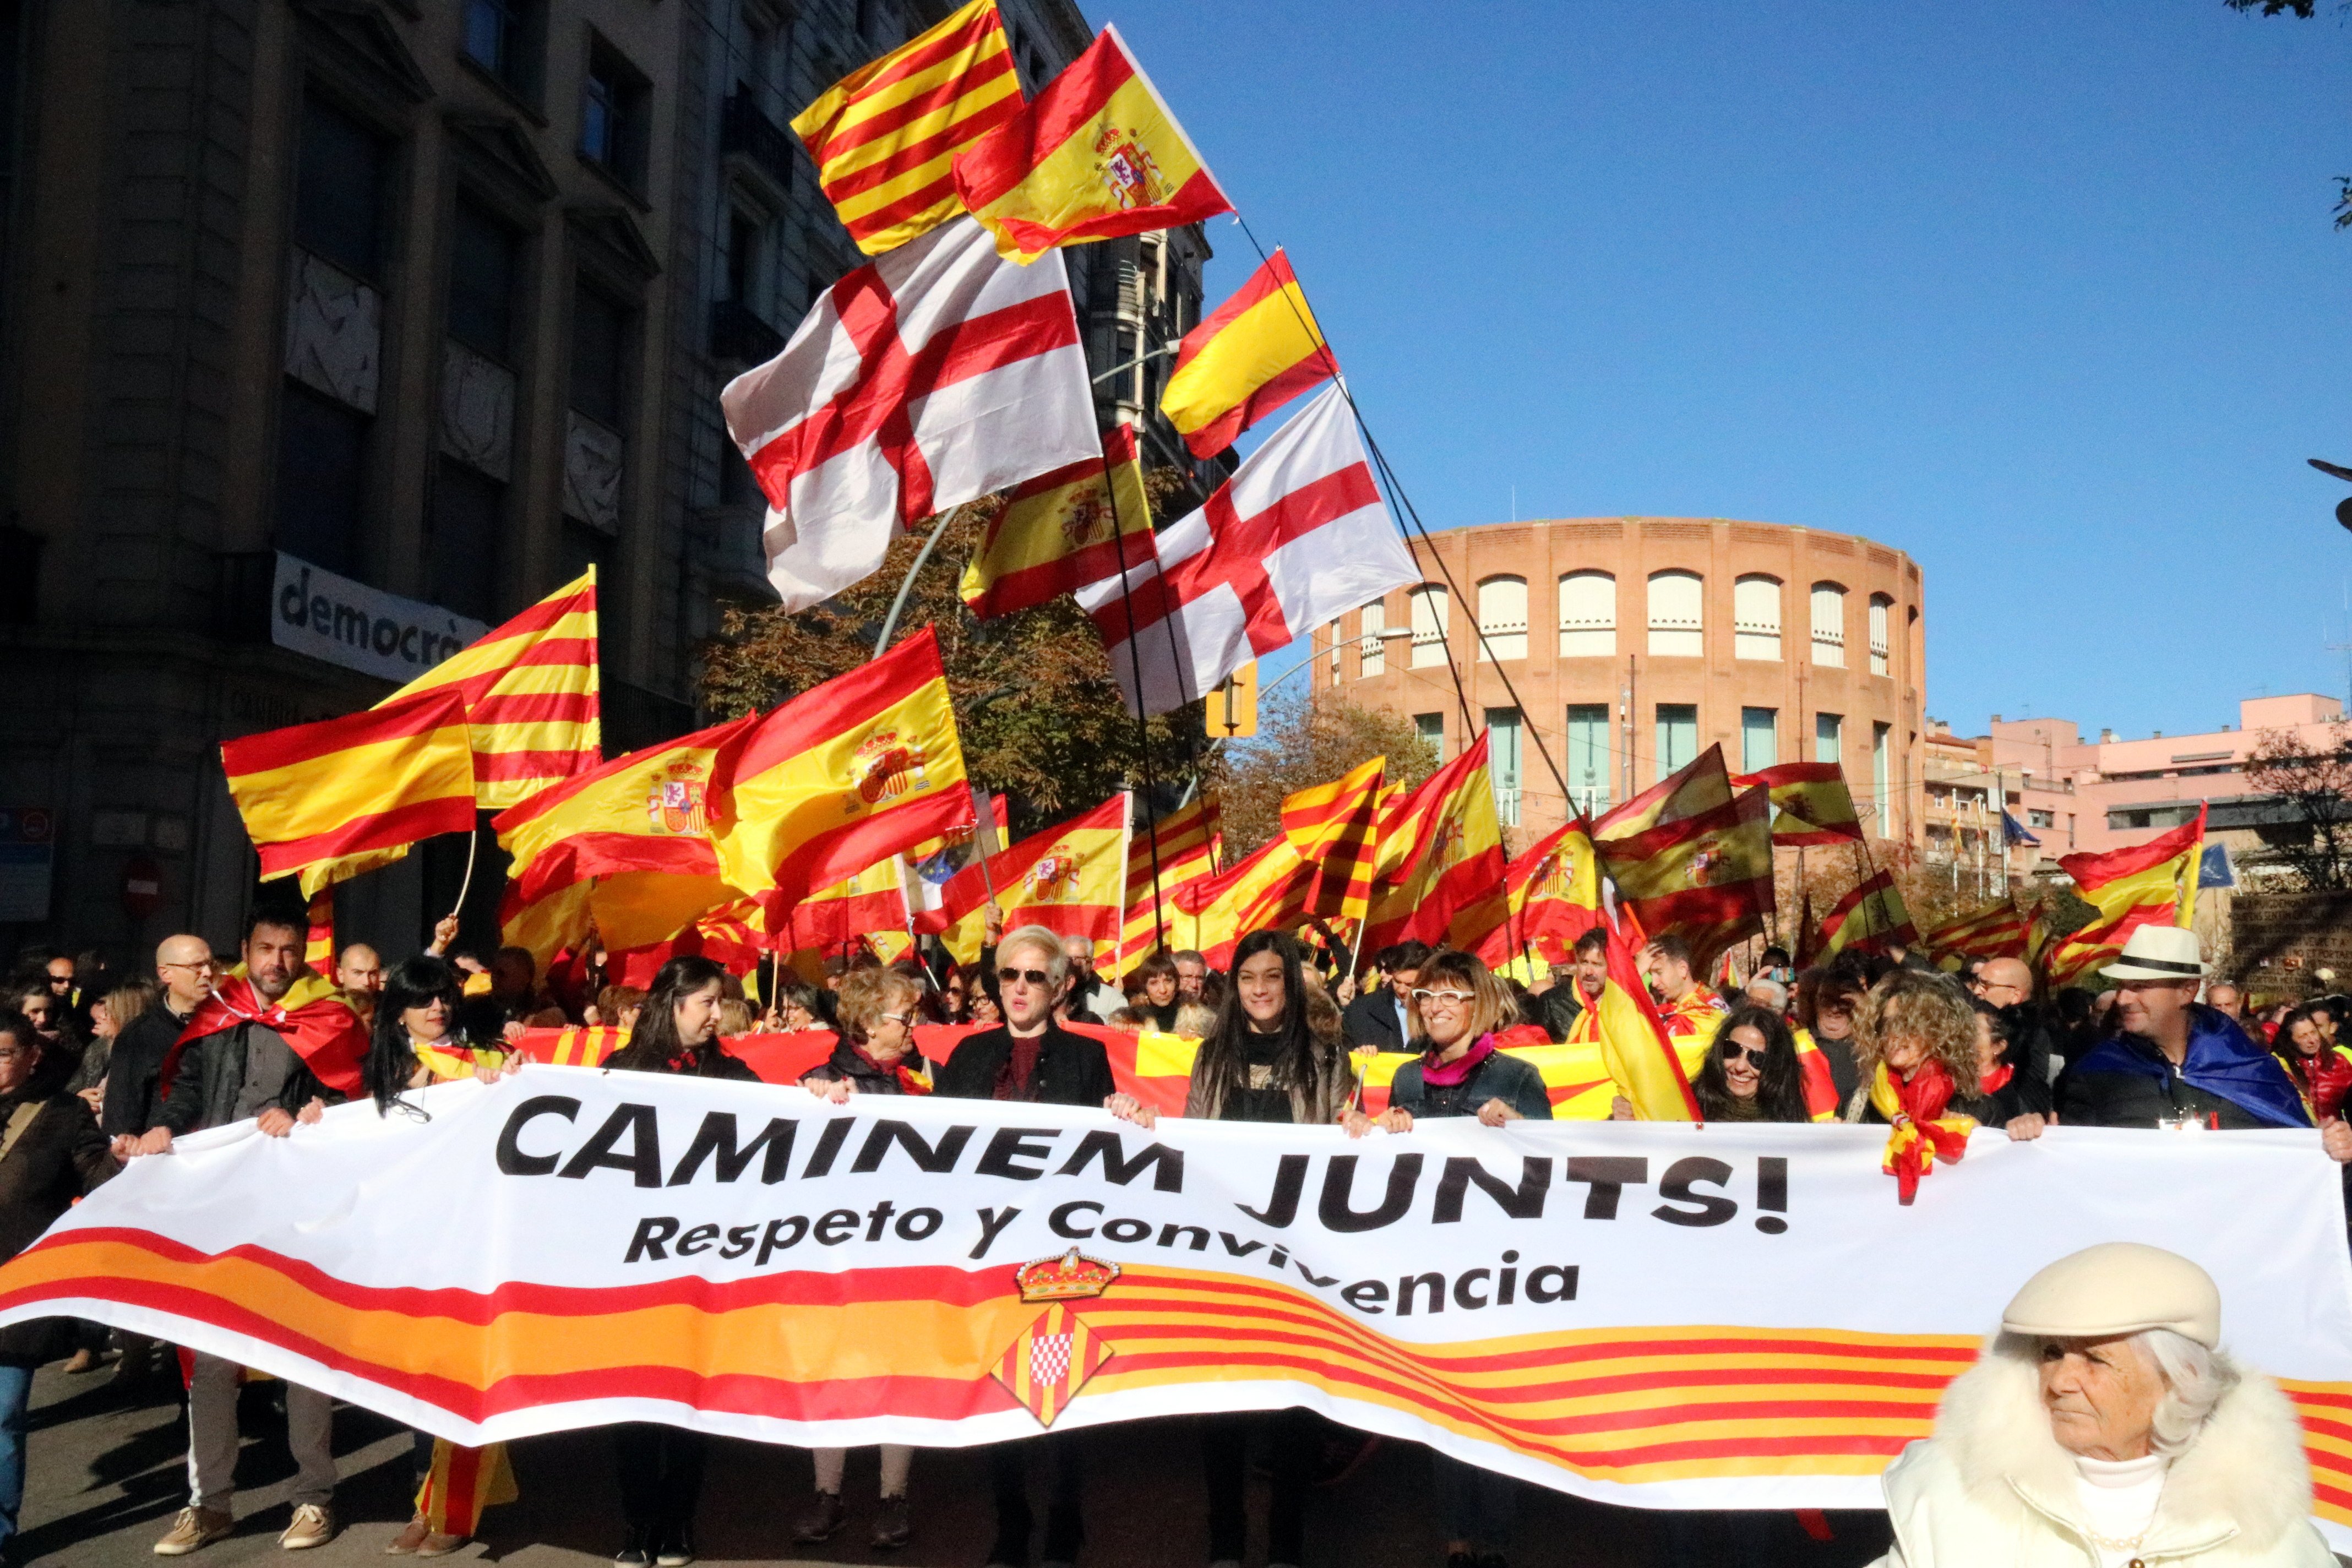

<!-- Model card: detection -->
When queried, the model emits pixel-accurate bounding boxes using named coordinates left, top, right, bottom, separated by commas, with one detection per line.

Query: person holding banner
left=1871, top=1242, right=2335, bottom=1566
left=602, top=956, right=754, bottom=1567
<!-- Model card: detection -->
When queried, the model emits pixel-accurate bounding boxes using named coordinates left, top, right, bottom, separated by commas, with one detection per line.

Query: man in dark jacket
left=101, top=933, right=214, bottom=1141
left=1340, top=941, right=1429, bottom=1052
left=933, top=924, right=1142, bottom=1566
left=1532, top=928, right=1608, bottom=1043
left=0, top=1008, right=117, bottom=1557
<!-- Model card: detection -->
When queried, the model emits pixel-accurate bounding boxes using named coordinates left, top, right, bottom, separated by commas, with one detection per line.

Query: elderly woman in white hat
left=1873, top=1242, right=2333, bottom=1566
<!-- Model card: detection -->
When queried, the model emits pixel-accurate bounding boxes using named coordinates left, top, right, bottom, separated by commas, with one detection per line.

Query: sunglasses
left=997, top=967, right=1052, bottom=987
left=1717, top=1042, right=1769, bottom=1066
left=1411, top=988, right=1476, bottom=1006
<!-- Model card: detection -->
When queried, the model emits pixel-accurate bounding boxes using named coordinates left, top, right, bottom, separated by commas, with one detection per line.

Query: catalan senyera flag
left=920, top=794, right=1129, bottom=963
left=1595, top=747, right=1773, bottom=964
left=1171, top=831, right=1314, bottom=972
left=949, top=24, right=1231, bottom=263
left=1921, top=901, right=2030, bottom=968
left=491, top=715, right=760, bottom=967
left=1159, top=249, right=1340, bottom=460
left=960, top=423, right=1152, bottom=620
left=710, top=628, right=974, bottom=912
left=2044, top=806, right=2207, bottom=990
left=1280, top=757, right=1386, bottom=925
left=221, top=690, right=477, bottom=891
left=1731, top=762, right=1863, bottom=847
left=1588, top=910, right=1702, bottom=1122
left=1474, top=820, right=1602, bottom=968
left=1360, top=734, right=1509, bottom=956
left=1111, top=796, right=1223, bottom=976
left=1816, top=870, right=1918, bottom=959
left=791, top=0, right=1026, bottom=256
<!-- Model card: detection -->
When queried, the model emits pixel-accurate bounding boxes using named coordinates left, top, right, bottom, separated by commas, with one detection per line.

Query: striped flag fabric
left=1728, top=761, right=1863, bottom=846
left=1816, top=870, right=1918, bottom=959
left=1474, top=819, right=1602, bottom=968
left=778, top=860, right=913, bottom=959
left=391, top=569, right=601, bottom=808
left=2044, top=807, right=2206, bottom=989
left=1074, top=385, right=1417, bottom=718
left=221, top=690, right=477, bottom=890
left=959, top=423, right=1152, bottom=620
left=1596, top=747, right=1774, bottom=963
left=1588, top=910, right=1702, bottom=1121
left=721, top=217, right=1098, bottom=610
left=1160, top=249, right=1340, bottom=460
left=950, top=25, right=1231, bottom=263
left=917, top=794, right=1129, bottom=962
left=1110, top=796, right=1222, bottom=974
left=1280, top=757, right=1386, bottom=924
left=1168, top=832, right=1313, bottom=971
left=303, top=890, right=336, bottom=974
left=1920, top=901, right=2030, bottom=966
left=1359, top=734, right=1510, bottom=956
left=791, top=0, right=1026, bottom=257
left=709, top=627, right=974, bottom=912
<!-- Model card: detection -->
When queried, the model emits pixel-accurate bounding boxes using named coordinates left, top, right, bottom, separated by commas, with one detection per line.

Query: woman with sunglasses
left=1691, top=1004, right=1814, bottom=1123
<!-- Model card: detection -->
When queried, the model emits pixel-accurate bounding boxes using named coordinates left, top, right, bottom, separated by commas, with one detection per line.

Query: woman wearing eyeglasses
left=1354, top=951, right=1553, bottom=1131
left=1182, top=930, right=1346, bottom=1568
left=1691, top=1004, right=1814, bottom=1123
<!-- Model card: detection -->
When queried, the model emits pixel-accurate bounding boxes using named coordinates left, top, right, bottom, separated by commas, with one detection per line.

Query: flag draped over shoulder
left=2044, top=807, right=2207, bottom=989
left=1816, top=870, right=1917, bottom=959
left=1360, top=734, right=1509, bottom=956
left=720, top=217, right=1098, bottom=610
left=163, top=972, right=368, bottom=1101
left=1594, top=747, right=1773, bottom=962
left=1730, top=762, right=1863, bottom=847
left=710, top=628, right=974, bottom=913
left=492, top=715, right=758, bottom=966
left=221, top=690, right=477, bottom=894
left=918, top=794, right=1128, bottom=962
left=790, top=0, right=1026, bottom=257
left=1159, top=249, right=1338, bottom=460
left=959, top=423, right=1151, bottom=620
left=1475, top=819, right=1602, bottom=968
left=1075, top=385, right=1415, bottom=718
left=950, top=25, right=1231, bottom=263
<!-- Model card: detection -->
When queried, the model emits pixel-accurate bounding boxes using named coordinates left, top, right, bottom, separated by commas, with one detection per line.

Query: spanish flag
left=221, top=690, right=477, bottom=889
left=492, top=715, right=758, bottom=966
left=303, top=889, right=336, bottom=975
left=1816, top=869, right=1917, bottom=959
left=2044, top=807, right=2206, bottom=989
left=919, top=793, right=1129, bottom=962
left=163, top=968, right=370, bottom=1099
left=1588, top=912, right=1702, bottom=1121
left=778, top=859, right=912, bottom=959
left=950, top=25, right=1231, bottom=263
left=1595, top=747, right=1773, bottom=963
left=1474, top=819, right=1602, bottom=968
left=1160, top=249, right=1340, bottom=460
left=1729, top=761, right=1863, bottom=846
left=792, top=0, right=1027, bottom=256
left=1172, top=831, right=1313, bottom=971
left=710, top=627, right=974, bottom=911
left=1360, top=733, right=1509, bottom=956
left=959, top=423, right=1151, bottom=620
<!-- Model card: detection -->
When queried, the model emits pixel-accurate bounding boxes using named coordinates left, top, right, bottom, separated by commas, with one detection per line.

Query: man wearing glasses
left=932, top=923, right=1152, bottom=1567
left=1967, top=956, right=2057, bottom=1083
left=99, top=935, right=214, bottom=1145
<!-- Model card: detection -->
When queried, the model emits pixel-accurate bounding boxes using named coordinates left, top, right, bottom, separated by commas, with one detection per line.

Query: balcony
left=721, top=91, right=796, bottom=202
left=709, top=298, right=785, bottom=366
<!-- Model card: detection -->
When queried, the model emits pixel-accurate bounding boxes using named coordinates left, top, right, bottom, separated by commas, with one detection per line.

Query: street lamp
left=2307, top=458, right=2352, bottom=531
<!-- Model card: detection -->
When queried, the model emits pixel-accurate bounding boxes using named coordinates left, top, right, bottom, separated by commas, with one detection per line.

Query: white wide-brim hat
left=2002, top=1242, right=2221, bottom=1348
left=2103, top=924, right=2207, bottom=982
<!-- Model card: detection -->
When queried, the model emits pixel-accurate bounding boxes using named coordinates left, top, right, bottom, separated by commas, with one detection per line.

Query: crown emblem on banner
left=1015, top=1248, right=1120, bottom=1303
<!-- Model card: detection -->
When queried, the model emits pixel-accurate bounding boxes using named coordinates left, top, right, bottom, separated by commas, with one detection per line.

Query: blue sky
left=1114, top=1, right=2352, bottom=742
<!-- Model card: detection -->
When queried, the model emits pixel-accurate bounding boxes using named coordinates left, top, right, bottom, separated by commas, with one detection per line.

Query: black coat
left=157, top=1021, right=337, bottom=1136
left=1341, top=990, right=1408, bottom=1052
left=1389, top=1046, right=1555, bottom=1121
left=802, top=1039, right=910, bottom=1095
left=102, top=1004, right=189, bottom=1137
left=0, top=1089, right=117, bottom=1364
left=933, top=1021, right=1114, bottom=1107
left=1535, top=987, right=1583, bottom=1044
left=1954, top=1064, right=2055, bottom=1126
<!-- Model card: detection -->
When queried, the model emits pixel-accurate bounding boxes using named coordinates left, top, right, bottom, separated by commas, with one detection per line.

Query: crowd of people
left=0, top=903, right=2343, bottom=1568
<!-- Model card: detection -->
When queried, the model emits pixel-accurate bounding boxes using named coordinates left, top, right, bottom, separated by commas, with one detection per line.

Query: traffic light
left=1207, top=662, right=1257, bottom=739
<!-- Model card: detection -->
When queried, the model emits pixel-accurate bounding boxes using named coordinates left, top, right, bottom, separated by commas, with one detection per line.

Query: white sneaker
left=279, top=1504, right=335, bottom=1550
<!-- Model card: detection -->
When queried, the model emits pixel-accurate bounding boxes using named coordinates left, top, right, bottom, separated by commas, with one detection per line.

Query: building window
left=1816, top=711, right=1843, bottom=766
left=581, top=35, right=651, bottom=191
left=1415, top=712, right=1445, bottom=760
left=2029, top=809, right=2054, bottom=829
left=570, top=282, right=630, bottom=429
left=1810, top=582, right=1846, bottom=667
left=428, top=456, right=506, bottom=622
left=294, top=96, right=387, bottom=279
left=1741, top=707, right=1778, bottom=773
left=1476, top=575, right=1527, bottom=662
left=1408, top=585, right=1448, bottom=668
left=465, top=0, right=541, bottom=101
left=1647, top=570, right=1702, bottom=657
left=1657, top=703, right=1698, bottom=780
left=1869, top=594, right=1893, bottom=676
left=1873, top=723, right=1892, bottom=837
left=725, top=209, right=763, bottom=303
left=1567, top=704, right=1611, bottom=816
left=1487, top=707, right=1522, bottom=827
left=275, top=383, right=369, bottom=576
left=1358, top=601, right=1386, bottom=677
left=1558, top=570, right=1615, bottom=657
left=448, top=197, right=520, bottom=362
left=1733, top=575, right=1782, bottom=662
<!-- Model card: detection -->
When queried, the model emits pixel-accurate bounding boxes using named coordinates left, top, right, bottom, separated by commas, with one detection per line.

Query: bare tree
left=2244, top=725, right=2352, bottom=889
left=1217, top=689, right=1440, bottom=858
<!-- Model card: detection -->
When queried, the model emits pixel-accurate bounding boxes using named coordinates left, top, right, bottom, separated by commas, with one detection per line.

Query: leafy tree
left=2243, top=725, right=2352, bottom=889
left=2224, top=1, right=2352, bottom=225
left=1215, top=688, right=1441, bottom=858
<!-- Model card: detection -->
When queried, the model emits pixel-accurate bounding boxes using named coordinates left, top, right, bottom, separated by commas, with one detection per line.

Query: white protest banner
left=4, top=1068, right=2349, bottom=1541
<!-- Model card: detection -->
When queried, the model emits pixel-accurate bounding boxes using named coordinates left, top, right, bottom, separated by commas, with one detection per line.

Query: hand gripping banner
left=6, top=1069, right=2352, bottom=1543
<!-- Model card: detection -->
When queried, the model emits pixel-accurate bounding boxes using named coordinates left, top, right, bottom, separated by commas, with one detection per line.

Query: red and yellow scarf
left=1869, top=1058, right=1975, bottom=1206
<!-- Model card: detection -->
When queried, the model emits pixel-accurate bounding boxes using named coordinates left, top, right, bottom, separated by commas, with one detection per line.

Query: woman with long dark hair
left=1692, top=1004, right=1814, bottom=1123
left=2271, top=1004, right=2352, bottom=1121
left=602, top=956, right=750, bottom=1566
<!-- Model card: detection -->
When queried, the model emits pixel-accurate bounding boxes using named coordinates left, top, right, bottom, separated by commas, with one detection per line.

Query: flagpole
left=873, top=508, right=960, bottom=658
left=449, top=819, right=481, bottom=923
left=1093, top=440, right=1173, bottom=946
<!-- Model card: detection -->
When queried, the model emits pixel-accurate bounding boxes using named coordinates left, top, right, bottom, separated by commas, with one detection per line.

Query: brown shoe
left=154, top=1506, right=235, bottom=1556
left=62, top=1346, right=100, bottom=1374
left=414, top=1533, right=470, bottom=1559
left=279, top=1503, right=336, bottom=1550
left=386, top=1515, right=431, bottom=1555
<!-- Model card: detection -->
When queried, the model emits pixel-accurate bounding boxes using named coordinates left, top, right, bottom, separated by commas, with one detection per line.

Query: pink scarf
left=1419, top=1032, right=1498, bottom=1088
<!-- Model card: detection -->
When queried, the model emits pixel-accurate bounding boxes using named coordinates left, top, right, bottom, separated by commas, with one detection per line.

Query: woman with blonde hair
left=1843, top=968, right=1982, bottom=1205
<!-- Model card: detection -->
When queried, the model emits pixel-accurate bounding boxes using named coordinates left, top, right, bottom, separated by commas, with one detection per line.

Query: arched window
left=1647, top=570, right=1703, bottom=657
left=1869, top=594, right=1893, bottom=676
left=1409, top=584, right=1449, bottom=668
left=1358, top=600, right=1387, bottom=677
left=1733, top=575, right=1782, bottom=662
left=1476, top=575, right=1527, bottom=662
left=1558, top=571, right=1615, bottom=657
left=1810, top=582, right=1847, bottom=667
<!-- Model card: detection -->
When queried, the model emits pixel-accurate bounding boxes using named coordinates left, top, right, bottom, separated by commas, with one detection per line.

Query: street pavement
left=11, top=1359, right=1896, bottom=1567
